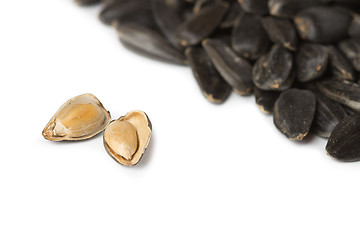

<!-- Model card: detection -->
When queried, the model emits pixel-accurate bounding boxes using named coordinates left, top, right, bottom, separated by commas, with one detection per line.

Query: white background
left=1, top=1, right=360, bottom=239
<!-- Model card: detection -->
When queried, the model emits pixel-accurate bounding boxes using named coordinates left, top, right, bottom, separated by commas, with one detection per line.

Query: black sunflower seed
left=231, top=12, right=271, bottom=60
left=202, top=38, right=253, bottom=95
left=317, top=78, right=360, bottom=112
left=101, top=0, right=123, bottom=7
left=338, top=38, right=360, bottom=71
left=349, top=14, right=360, bottom=39
left=295, top=43, right=329, bottom=82
left=261, top=16, right=298, bottom=51
left=326, top=114, right=360, bottom=162
left=268, top=0, right=329, bottom=18
left=219, top=1, right=242, bottom=29
left=253, top=44, right=294, bottom=91
left=114, top=22, right=187, bottom=65
left=193, top=0, right=217, bottom=14
left=173, top=1, right=229, bottom=46
left=273, top=88, right=316, bottom=140
left=333, top=0, right=360, bottom=8
left=99, top=0, right=151, bottom=25
left=311, top=88, right=348, bottom=138
left=254, top=88, right=280, bottom=114
left=325, top=46, right=356, bottom=80
left=151, top=0, right=184, bottom=50
left=75, top=0, right=100, bottom=5
left=185, top=47, right=232, bottom=104
left=238, top=0, right=269, bottom=15
left=294, top=6, right=352, bottom=44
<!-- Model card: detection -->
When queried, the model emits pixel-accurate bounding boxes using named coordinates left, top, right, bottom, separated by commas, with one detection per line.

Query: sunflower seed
left=114, top=22, right=187, bottom=65
left=338, top=38, right=360, bottom=71
left=325, top=45, right=356, bottom=80
left=219, top=1, right=242, bottom=29
left=294, top=6, right=352, bottom=44
left=317, top=78, right=360, bottom=112
left=232, top=12, right=270, bottom=60
left=326, top=114, right=360, bottom=162
left=151, top=0, right=184, bottom=50
left=186, top=47, right=232, bottom=104
left=202, top=38, right=253, bottom=95
left=75, top=0, right=100, bottom=5
left=254, top=88, right=280, bottom=114
left=311, top=87, right=348, bottom=138
left=268, top=0, right=329, bottom=18
left=273, top=88, right=316, bottom=140
left=99, top=0, right=151, bottom=25
left=173, top=1, right=229, bottom=46
left=238, top=0, right=268, bottom=15
left=253, top=44, right=294, bottom=91
left=349, top=13, right=360, bottom=39
left=261, top=16, right=298, bottom=51
left=295, top=43, right=328, bottom=82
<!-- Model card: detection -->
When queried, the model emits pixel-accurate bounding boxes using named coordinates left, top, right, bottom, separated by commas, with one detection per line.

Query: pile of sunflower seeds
left=74, top=0, right=360, bottom=162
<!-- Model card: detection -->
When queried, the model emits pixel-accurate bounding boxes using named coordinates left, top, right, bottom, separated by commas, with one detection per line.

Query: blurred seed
left=186, top=47, right=232, bottom=104
left=173, top=1, right=229, bottom=46
left=338, top=38, right=360, bottom=71
left=75, top=0, right=100, bottom=5
left=348, top=13, right=360, bottom=39
left=317, top=78, right=360, bottom=112
left=254, top=88, right=280, bottom=114
left=343, top=105, right=358, bottom=115
left=326, top=45, right=355, bottom=80
left=193, top=0, right=217, bottom=14
left=295, top=43, right=328, bottom=82
left=253, top=44, right=294, bottom=91
left=333, top=0, right=360, bottom=8
left=101, top=0, right=125, bottom=7
left=273, top=89, right=316, bottom=140
left=151, top=0, right=184, bottom=50
left=232, top=12, right=270, bottom=60
left=208, top=28, right=232, bottom=46
left=268, top=0, right=329, bottom=18
left=261, top=16, right=298, bottom=51
left=294, top=6, right=352, bottom=44
left=99, top=0, right=151, bottom=25
left=326, top=114, right=360, bottom=162
left=238, top=0, right=268, bottom=15
left=219, top=1, right=242, bottom=29
left=202, top=38, right=254, bottom=95
left=114, top=22, right=187, bottom=65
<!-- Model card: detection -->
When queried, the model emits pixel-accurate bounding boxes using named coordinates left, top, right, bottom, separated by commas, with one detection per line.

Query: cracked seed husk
left=104, top=111, right=152, bottom=166
left=42, top=94, right=111, bottom=141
